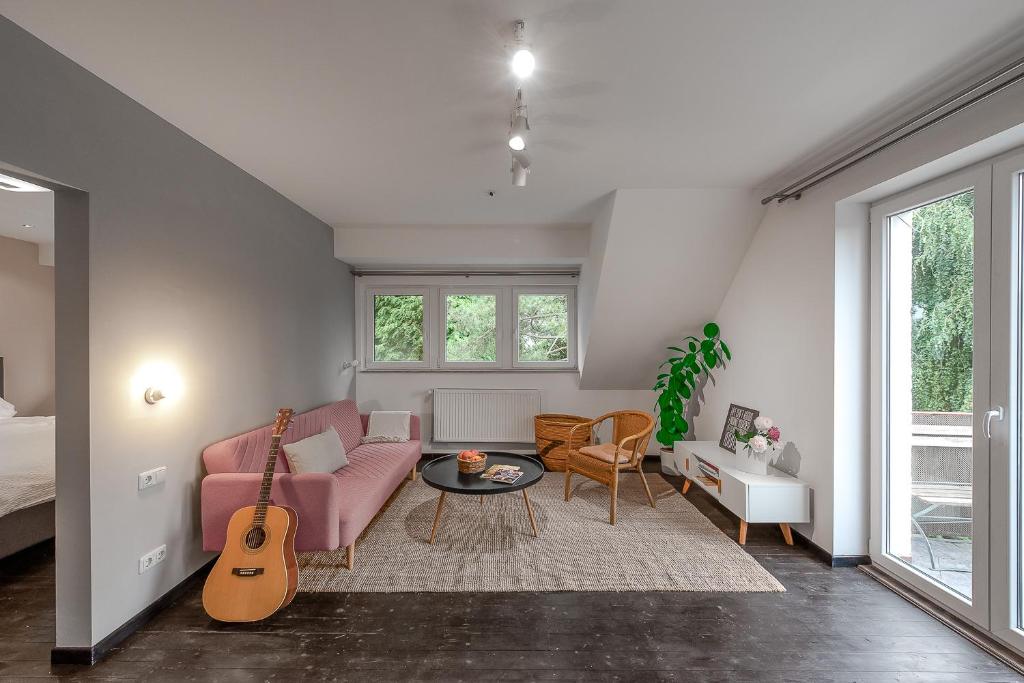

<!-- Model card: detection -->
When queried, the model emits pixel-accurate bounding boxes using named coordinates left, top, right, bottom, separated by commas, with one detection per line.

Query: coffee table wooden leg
left=522, top=488, right=539, bottom=537
left=429, top=492, right=447, bottom=544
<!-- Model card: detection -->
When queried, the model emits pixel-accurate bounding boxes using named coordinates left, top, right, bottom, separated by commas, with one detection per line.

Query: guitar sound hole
left=243, top=526, right=268, bottom=551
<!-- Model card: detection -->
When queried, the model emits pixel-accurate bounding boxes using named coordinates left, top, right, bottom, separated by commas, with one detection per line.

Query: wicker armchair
left=563, top=410, right=656, bottom=525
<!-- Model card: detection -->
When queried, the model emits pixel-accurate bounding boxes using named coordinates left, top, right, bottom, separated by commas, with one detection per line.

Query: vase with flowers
left=734, top=416, right=782, bottom=475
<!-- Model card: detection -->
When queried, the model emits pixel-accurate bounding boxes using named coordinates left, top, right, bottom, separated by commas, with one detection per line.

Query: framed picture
left=719, top=403, right=759, bottom=453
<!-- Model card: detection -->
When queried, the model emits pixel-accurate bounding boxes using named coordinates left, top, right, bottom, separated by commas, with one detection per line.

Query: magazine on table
left=481, top=464, right=523, bottom=484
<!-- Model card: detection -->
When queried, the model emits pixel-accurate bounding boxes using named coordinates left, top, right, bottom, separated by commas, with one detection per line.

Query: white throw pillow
left=0, top=397, right=16, bottom=419
left=282, top=427, right=347, bottom=474
left=362, top=410, right=411, bottom=444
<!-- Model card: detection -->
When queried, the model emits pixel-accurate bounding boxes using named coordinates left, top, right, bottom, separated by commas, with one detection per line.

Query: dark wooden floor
left=2, top=473, right=1022, bottom=681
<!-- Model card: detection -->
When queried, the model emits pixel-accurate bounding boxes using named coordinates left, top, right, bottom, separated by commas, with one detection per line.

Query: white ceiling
left=0, top=187, right=53, bottom=246
left=2, top=1, right=1024, bottom=226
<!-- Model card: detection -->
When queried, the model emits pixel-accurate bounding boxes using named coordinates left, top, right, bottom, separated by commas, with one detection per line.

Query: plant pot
left=659, top=446, right=682, bottom=476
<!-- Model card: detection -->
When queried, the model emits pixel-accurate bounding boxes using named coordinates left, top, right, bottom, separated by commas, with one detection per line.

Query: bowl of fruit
left=457, top=449, right=487, bottom=474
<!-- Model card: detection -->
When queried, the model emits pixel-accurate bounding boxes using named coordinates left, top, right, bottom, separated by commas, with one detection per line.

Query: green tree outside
left=910, top=190, right=974, bottom=413
left=373, top=294, right=424, bottom=361
left=445, top=294, right=497, bottom=361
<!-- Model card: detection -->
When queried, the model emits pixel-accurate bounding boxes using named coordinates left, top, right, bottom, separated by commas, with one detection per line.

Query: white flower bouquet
left=735, top=416, right=782, bottom=460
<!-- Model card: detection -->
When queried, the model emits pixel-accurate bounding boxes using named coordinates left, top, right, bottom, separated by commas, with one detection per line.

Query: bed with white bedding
left=0, top=379, right=56, bottom=558
left=0, top=416, right=56, bottom=517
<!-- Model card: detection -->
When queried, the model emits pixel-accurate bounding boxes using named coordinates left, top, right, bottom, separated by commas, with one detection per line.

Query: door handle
left=984, top=406, right=1004, bottom=439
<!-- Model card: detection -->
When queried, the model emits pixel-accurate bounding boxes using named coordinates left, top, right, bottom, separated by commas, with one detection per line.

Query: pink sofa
left=201, top=399, right=420, bottom=569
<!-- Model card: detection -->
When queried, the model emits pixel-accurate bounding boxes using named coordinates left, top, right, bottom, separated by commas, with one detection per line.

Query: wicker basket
left=457, top=452, right=487, bottom=474
left=534, top=414, right=592, bottom=471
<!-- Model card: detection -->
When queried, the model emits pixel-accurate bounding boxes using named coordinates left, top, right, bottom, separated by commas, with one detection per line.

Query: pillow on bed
left=0, top=397, right=16, bottom=419
left=282, top=427, right=347, bottom=474
left=361, top=411, right=411, bottom=443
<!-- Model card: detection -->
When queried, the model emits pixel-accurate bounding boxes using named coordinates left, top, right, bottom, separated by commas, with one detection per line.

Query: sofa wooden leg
left=409, top=465, right=417, bottom=481
left=346, top=543, right=355, bottom=570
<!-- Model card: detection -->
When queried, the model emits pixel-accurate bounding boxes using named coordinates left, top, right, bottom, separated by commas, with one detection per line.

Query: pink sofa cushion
left=335, top=441, right=421, bottom=546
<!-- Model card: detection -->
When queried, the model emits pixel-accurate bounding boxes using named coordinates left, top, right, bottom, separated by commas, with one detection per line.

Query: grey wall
left=0, top=234, right=55, bottom=414
left=0, top=16, right=355, bottom=647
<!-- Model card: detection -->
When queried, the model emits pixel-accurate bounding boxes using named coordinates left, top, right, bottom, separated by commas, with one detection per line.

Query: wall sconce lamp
left=342, top=360, right=361, bottom=370
left=133, top=361, right=182, bottom=406
left=144, top=387, right=166, bottom=404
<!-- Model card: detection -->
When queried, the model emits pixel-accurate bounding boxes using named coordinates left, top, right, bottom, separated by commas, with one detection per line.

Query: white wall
left=335, top=223, right=589, bottom=266
left=0, top=17, right=355, bottom=647
left=357, top=371, right=655, bottom=453
left=0, top=234, right=55, bottom=415
left=700, top=82, right=1024, bottom=557
left=579, top=188, right=764, bottom=390
left=577, top=193, right=614, bottom=374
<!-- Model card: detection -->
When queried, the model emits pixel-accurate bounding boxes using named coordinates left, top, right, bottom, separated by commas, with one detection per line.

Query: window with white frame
left=360, top=279, right=576, bottom=371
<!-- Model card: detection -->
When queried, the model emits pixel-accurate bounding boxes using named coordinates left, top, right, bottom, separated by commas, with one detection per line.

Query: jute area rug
left=297, top=473, right=784, bottom=593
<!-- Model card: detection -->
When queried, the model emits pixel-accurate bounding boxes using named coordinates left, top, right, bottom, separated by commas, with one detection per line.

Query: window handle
left=984, top=406, right=1004, bottom=439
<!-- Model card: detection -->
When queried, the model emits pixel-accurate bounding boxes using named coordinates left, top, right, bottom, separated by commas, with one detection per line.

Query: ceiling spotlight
left=512, top=49, right=535, bottom=79
left=510, top=20, right=535, bottom=79
left=508, top=115, right=527, bottom=151
left=508, top=89, right=529, bottom=151
left=511, top=151, right=531, bottom=187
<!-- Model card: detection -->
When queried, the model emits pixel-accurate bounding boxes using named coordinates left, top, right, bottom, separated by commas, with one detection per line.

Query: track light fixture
left=507, top=88, right=529, bottom=152
left=510, top=20, right=535, bottom=79
left=506, top=20, right=537, bottom=186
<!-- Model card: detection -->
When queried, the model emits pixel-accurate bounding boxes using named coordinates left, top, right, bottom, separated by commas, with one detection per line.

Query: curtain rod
left=351, top=269, right=579, bottom=277
left=761, top=54, right=1024, bottom=205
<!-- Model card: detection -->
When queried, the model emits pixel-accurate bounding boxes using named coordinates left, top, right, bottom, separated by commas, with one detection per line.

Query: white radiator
left=432, top=388, right=541, bottom=443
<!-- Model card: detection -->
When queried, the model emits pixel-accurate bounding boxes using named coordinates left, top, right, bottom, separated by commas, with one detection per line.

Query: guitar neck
left=253, top=434, right=282, bottom=524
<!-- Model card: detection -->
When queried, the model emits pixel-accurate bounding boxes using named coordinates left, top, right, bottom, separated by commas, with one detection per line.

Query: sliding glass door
left=872, top=147, right=1024, bottom=653
left=991, top=149, right=1024, bottom=650
left=871, top=165, right=991, bottom=627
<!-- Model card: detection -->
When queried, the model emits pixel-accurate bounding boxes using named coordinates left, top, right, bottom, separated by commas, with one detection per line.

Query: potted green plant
left=653, top=322, right=731, bottom=474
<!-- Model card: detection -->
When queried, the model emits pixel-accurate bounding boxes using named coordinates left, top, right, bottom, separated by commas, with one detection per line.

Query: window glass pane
left=886, top=189, right=974, bottom=599
left=445, top=294, right=497, bottom=362
left=373, top=294, right=424, bottom=362
left=518, top=294, right=569, bottom=362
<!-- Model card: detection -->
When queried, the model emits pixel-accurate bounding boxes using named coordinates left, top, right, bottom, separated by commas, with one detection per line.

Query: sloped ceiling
left=2, top=1, right=1024, bottom=225
left=579, top=189, right=765, bottom=389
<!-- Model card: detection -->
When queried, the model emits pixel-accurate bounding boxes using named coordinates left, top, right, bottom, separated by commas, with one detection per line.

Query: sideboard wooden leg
left=779, top=523, right=794, bottom=546
left=681, top=478, right=692, bottom=495
left=738, top=520, right=748, bottom=545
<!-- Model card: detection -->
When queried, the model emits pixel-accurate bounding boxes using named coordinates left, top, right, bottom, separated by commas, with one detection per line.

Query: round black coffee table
left=420, top=452, right=544, bottom=544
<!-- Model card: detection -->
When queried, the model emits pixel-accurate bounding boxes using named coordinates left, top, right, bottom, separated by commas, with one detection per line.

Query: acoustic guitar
left=203, top=408, right=299, bottom=622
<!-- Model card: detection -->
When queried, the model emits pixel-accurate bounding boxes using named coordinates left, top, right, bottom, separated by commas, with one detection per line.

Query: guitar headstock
left=272, top=408, right=295, bottom=437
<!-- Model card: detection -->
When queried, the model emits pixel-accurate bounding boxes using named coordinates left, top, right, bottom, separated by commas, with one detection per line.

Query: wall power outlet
left=138, top=466, right=167, bottom=491
left=138, top=544, right=167, bottom=574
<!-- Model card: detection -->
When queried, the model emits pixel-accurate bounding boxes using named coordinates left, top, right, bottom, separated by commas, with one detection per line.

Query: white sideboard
left=674, top=441, right=810, bottom=545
